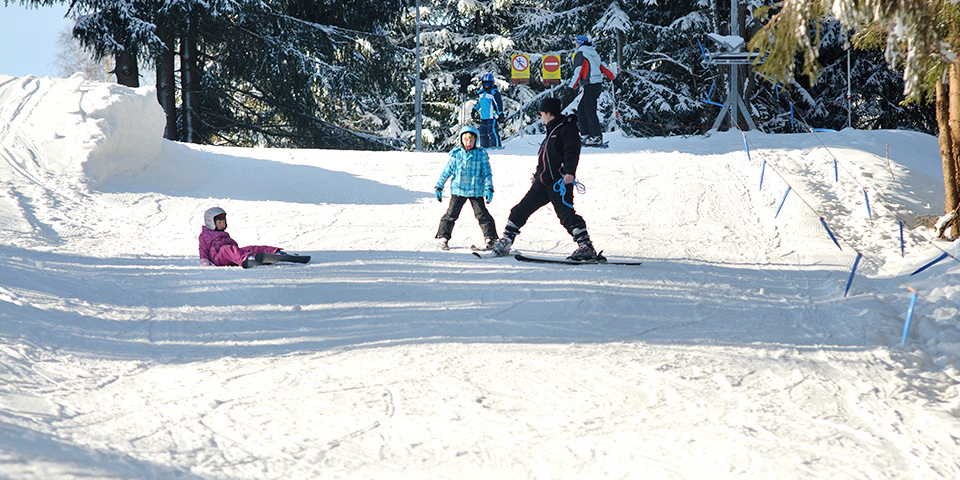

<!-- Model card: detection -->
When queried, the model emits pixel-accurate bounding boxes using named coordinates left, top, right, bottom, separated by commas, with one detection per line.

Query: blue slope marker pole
left=759, top=160, right=767, bottom=191
left=775, top=186, right=792, bottom=218
left=833, top=158, right=839, bottom=182
left=900, top=289, right=919, bottom=347
left=899, top=220, right=905, bottom=257
left=844, top=252, right=862, bottom=297
left=910, top=252, right=949, bottom=276
left=863, top=189, right=872, bottom=220
left=820, top=217, right=843, bottom=251
left=742, top=133, right=751, bottom=162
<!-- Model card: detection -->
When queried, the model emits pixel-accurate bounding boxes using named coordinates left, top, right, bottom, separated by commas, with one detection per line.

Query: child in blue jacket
left=471, top=73, right=503, bottom=149
left=435, top=125, right=497, bottom=250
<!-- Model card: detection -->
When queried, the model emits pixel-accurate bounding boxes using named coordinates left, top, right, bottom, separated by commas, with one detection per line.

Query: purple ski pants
left=215, top=245, right=280, bottom=267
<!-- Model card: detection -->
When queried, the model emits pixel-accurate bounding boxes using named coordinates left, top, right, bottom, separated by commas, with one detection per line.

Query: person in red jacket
left=491, top=97, right=599, bottom=261
left=568, top=35, right=619, bottom=147
left=197, top=207, right=283, bottom=266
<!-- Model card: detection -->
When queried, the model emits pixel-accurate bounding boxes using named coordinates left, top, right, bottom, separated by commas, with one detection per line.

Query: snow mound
left=0, top=74, right=164, bottom=189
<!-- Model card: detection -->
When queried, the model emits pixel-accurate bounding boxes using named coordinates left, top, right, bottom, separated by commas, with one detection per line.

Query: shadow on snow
left=0, top=245, right=903, bottom=365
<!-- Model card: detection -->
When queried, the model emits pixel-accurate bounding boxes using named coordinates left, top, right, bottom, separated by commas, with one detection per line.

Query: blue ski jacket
left=436, top=126, right=493, bottom=198
left=473, top=86, right=503, bottom=120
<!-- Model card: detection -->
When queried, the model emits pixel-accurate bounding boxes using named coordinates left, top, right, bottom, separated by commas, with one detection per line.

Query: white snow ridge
left=0, top=74, right=958, bottom=479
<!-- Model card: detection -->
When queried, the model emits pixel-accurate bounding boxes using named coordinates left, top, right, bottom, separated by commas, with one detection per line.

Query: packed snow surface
left=1, top=74, right=959, bottom=479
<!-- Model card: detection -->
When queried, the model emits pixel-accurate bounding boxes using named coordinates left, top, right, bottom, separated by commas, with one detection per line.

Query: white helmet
left=203, top=207, right=226, bottom=230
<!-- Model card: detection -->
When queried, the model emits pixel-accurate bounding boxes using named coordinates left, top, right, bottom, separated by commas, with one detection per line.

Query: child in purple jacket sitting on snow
left=198, top=207, right=283, bottom=266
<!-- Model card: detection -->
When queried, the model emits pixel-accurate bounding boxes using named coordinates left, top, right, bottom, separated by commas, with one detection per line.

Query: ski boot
left=491, top=236, right=513, bottom=257
left=581, top=136, right=602, bottom=146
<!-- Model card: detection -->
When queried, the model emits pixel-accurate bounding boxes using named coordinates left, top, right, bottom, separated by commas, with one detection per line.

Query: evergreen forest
left=8, top=0, right=937, bottom=150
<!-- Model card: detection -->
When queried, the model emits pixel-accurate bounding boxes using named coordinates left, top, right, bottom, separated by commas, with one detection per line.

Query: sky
left=0, top=74, right=957, bottom=478
left=0, top=2, right=72, bottom=77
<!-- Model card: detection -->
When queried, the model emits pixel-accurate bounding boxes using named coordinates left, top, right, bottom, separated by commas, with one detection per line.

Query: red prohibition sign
left=543, top=55, right=560, bottom=72
left=512, top=55, right=529, bottom=72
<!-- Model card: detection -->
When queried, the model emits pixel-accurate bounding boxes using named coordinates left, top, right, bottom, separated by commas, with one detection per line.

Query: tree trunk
left=947, top=65, right=960, bottom=237
left=113, top=50, right=139, bottom=87
left=156, top=24, right=179, bottom=141
left=180, top=29, right=201, bottom=144
left=616, top=30, right=624, bottom=69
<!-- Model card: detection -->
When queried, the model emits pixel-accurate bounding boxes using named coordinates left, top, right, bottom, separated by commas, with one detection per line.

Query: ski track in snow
left=0, top=75, right=958, bottom=479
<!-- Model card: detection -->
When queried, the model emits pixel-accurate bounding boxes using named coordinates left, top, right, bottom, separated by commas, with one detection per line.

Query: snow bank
left=0, top=74, right=164, bottom=189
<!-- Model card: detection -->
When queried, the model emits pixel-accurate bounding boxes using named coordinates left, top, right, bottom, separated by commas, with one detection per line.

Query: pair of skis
left=241, top=252, right=311, bottom=269
left=440, top=244, right=492, bottom=252
left=472, top=250, right=642, bottom=266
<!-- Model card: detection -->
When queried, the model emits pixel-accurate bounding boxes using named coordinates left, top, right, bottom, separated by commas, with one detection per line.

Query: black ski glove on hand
left=436, top=187, right=443, bottom=202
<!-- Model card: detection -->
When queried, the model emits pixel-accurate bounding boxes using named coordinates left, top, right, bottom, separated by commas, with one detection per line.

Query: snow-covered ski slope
left=1, top=74, right=959, bottom=479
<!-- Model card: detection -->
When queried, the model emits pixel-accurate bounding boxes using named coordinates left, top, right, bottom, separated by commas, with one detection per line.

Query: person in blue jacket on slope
left=472, top=73, right=504, bottom=149
left=435, top=125, right=497, bottom=250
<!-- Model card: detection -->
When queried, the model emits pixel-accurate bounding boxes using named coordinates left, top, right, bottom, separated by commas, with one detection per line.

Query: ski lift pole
left=414, top=0, right=422, bottom=151
left=611, top=53, right=619, bottom=132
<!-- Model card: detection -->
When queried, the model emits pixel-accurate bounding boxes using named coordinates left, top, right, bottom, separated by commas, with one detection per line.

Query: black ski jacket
left=536, top=113, right=581, bottom=185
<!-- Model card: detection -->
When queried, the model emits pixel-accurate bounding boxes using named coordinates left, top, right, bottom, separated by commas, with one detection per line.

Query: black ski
left=242, top=252, right=311, bottom=268
left=514, top=253, right=641, bottom=266
left=582, top=141, right=609, bottom=149
left=472, top=250, right=516, bottom=259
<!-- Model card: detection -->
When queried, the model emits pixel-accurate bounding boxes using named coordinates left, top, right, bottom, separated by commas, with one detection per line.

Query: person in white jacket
left=568, top=35, right=620, bottom=146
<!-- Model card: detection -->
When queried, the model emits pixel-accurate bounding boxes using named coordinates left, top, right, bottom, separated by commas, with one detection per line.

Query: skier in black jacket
left=491, top=97, right=599, bottom=261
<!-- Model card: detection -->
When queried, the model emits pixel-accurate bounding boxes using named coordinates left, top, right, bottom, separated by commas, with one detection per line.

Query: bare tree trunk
left=180, top=29, right=201, bottom=144
left=113, top=50, right=139, bottom=87
left=156, top=25, right=179, bottom=141
left=945, top=65, right=960, bottom=237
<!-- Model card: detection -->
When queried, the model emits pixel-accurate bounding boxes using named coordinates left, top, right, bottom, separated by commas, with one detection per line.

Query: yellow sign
left=511, top=54, right=530, bottom=84
left=541, top=54, right=561, bottom=85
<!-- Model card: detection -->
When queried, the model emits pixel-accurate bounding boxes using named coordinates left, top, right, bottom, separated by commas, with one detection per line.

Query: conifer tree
left=750, top=0, right=958, bottom=237
left=384, top=0, right=534, bottom=149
